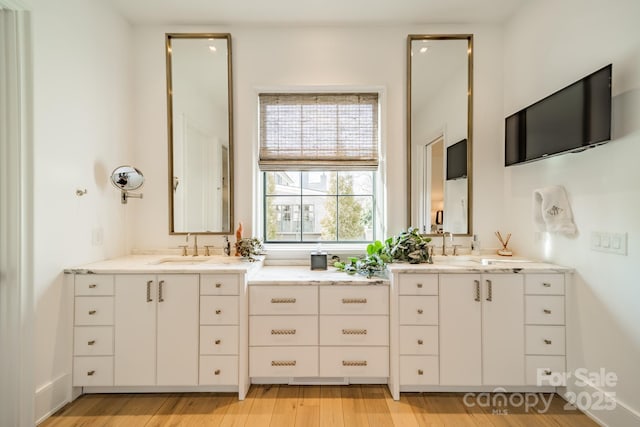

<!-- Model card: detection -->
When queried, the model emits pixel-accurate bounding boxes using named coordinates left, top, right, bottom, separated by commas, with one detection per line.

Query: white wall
left=131, top=24, right=504, bottom=251
left=503, top=0, right=640, bottom=425
left=26, top=0, right=133, bottom=422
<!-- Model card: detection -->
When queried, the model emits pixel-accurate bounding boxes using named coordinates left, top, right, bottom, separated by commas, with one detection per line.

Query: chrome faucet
left=441, top=231, right=453, bottom=256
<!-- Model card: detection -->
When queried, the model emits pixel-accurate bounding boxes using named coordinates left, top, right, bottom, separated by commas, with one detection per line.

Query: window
left=259, top=93, right=379, bottom=243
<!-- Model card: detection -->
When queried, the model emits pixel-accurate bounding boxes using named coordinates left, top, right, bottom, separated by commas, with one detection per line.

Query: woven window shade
left=259, top=93, right=379, bottom=170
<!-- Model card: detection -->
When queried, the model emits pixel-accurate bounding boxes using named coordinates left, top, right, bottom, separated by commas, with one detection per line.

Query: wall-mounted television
left=505, top=64, right=612, bottom=167
left=446, top=138, right=467, bottom=180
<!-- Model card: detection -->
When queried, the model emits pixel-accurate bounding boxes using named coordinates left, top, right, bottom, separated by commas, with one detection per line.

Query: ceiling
left=106, top=0, right=527, bottom=26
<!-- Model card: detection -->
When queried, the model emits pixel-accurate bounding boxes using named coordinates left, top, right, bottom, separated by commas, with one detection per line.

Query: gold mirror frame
left=166, top=33, right=234, bottom=235
left=406, top=34, right=473, bottom=236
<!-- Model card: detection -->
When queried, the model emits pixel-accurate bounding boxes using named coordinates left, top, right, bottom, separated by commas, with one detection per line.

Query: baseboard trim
left=563, top=380, right=640, bottom=426
left=35, top=374, right=71, bottom=425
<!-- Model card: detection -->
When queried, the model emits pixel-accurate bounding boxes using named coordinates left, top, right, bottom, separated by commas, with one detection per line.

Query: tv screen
left=446, top=139, right=467, bottom=180
left=505, top=64, right=612, bottom=166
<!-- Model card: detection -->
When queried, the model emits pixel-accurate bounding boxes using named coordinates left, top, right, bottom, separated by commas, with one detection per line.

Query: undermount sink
left=149, top=256, right=243, bottom=266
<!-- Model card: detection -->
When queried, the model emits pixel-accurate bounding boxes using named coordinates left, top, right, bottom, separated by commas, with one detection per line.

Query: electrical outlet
left=591, top=231, right=627, bottom=255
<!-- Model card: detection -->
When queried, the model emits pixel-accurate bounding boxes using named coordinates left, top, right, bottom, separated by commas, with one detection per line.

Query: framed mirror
left=407, top=34, right=473, bottom=236
left=166, top=33, right=233, bottom=234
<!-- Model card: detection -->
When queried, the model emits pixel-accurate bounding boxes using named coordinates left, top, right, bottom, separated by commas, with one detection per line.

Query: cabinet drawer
left=398, top=274, right=438, bottom=295
left=526, top=326, right=565, bottom=355
left=399, top=326, right=438, bottom=355
left=200, top=326, right=239, bottom=355
left=320, top=316, right=388, bottom=346
left=199, top=355, right=238, bottom=386
left=399, top=296, right=438, bottom=325
left=200, top=296, right=239, bottom=325
left=525, top=274, right=564, bottom=295
left=250, top=316, right=318, bottom=346
left=73, top=327, right=113, bottom=356
left=400, top=355, right=439, bottom=385
left=525, top=296, right=565, bottom=325
left=201, top=274, right=240, bottom=295
left=319, top=346, right=388, bottom=377
left=250, top=347, right=319, bottom=377
left=75, top=275, right=114, bottom=296
left=74, top=297, right=114, bottom=326
left=320, top=286, right=388, bottom=315
left=525, top=355, right=566, bottom=386
left=73, top=356, right=113, bottom=386
left=250, top=286, right=317, bottom=315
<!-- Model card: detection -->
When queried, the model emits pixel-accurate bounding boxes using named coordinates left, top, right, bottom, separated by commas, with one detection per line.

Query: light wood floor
left=41, top=385, right=599, bottom=427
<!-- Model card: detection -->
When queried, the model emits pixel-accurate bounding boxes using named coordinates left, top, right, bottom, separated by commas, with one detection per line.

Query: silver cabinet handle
left=271, top=298, right=296, bottom=304
left=271, top=360, right=296, bottom=367
left=544, top=339, right=552, bottom=345
left=486, top=280, right=493, bottom=302
left=342, top=360, right=367, bottom=367
left=87, top=340, right=96, bottom=346
left=543, top=309, right=552, bottom=314
left=342, top=298, right=367, bottom=304
left=342, top=329, right=367, bottom=335
left=418, top=369, right=424, bottom=375
left=158, top=280, right=165, bottom=302
left=474, top=280, right=480, bottom=302
left=88, top=310, right=96, bottom=315
left=88, top=284, right=97, bottom=289
left=146, top=280, right=153, bottom=302
left=271, top=329, right=296, bottom=335
left=416, top=283, right=423, bottom=288
left=215, top=283, right=222, bottom=288
left=87, top=370, right=96, bottom=376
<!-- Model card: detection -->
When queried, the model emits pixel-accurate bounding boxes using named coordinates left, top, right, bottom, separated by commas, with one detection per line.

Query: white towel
left=533, top=185, right=577, bottom=235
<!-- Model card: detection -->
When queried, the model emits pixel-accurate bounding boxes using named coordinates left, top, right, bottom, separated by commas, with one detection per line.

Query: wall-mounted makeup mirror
left=166, top=33, right=233, bottom=234
left=407, top=34, right=473, bottom=235
left=111, top=165, right=144, bottom=204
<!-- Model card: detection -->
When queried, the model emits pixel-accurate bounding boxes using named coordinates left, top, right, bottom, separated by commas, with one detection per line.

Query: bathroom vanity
left=66, top=255, right=570, bottom=401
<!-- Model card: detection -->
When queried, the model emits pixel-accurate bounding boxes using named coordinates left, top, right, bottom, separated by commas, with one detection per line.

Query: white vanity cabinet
left=439, top=273, right=524, bottom=385
left=114, top=274, right=199, bottom=386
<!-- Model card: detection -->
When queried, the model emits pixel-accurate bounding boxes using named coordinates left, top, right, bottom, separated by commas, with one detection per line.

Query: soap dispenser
left=310, top=243, right=328, bottom=270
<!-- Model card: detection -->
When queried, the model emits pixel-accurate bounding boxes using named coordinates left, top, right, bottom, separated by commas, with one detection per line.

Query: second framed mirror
left=407, top=34, right=473, bottom=236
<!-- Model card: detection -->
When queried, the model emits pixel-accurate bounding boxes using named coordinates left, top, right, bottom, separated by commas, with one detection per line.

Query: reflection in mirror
left=166, top=33, right=233, bottom=234
left=407, top=35, right=472, bottom=236
left=111, top=165, right=145, bottom=204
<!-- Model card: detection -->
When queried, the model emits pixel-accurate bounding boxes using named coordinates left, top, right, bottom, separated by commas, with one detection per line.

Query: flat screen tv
left=505, top=64, right=612, bottom=166
left=446, top=138, right=467, bottom=180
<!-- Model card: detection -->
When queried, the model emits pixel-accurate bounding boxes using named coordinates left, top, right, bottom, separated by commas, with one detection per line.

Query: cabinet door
left=156, top=274, right=199, bottom=386
left=439, top=274, right=482, bottom=385
left=114, top=275, right=156, bottom=386
left=482, top=274, right=525, bottom=385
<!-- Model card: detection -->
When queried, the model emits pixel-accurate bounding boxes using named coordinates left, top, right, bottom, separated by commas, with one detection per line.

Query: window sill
left=263, top=243, right=368, bottom=262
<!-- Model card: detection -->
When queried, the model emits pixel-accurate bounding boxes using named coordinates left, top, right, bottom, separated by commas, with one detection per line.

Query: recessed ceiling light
left=420, top=47, right=428, bottom=53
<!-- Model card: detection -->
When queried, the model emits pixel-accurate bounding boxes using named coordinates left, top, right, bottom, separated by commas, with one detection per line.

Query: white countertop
left=387, top=255, right=572, bottom=274
left=65, top=254, right=263, bottom=274
left=248, top=265, right=389, bottom=285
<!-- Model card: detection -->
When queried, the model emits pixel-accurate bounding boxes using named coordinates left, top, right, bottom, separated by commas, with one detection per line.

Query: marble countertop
left=65, top=254, right=263, bottom=274
left=386, top=255, right=572, bottom=274
left=248, top=266, right=388, bottom=285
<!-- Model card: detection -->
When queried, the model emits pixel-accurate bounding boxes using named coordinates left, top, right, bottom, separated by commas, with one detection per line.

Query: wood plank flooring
left=40, top=385, right=599, bottom=427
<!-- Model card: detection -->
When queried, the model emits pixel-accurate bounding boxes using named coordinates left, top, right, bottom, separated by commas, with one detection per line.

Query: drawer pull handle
left=87, top=370, right=96, bottom=376
left=214, top=369, right=221, bottom=375
left=215, top=339, right=221, bottom=345
left=158, top=280, right=165, bottom=302
left=215, top=283, right=222, bottom=288
left=417, top=308, right=423, bottom=314
left=543, top=309, right=552, bottom=314
left=342, top=329, right=367, bottom=335
left=417, top=339, right=423, bottom=345
left=215, top=309, right=222, bottom=314
left=87, top=340, right=96, bottom=345
left=486, top=280, right=493, bottom=302
left=416, top=283, right=423, bottom=288
left=146, top=280, right=153, bottom=302
left=474, top=280, right=481, bottom=302
left=88, top=310, right=96, bottom=315
left=342, top=360, right=367, bottom=367
left=543, top=282, right=552, bottom=287
left=543, top=369, right=552, bottom=376
left=271, top=329, right=296, bottom=335
left=271, top=360, right=296, bottom=367
left=271, top=298, right=296, bottom=304
left=418, top=369, right=424, bottom=375
left=88, top=284, right=97, bottom=289
left=544, top=339, right=552, bottom=345
left=342, top=298, right=367, bottom=304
